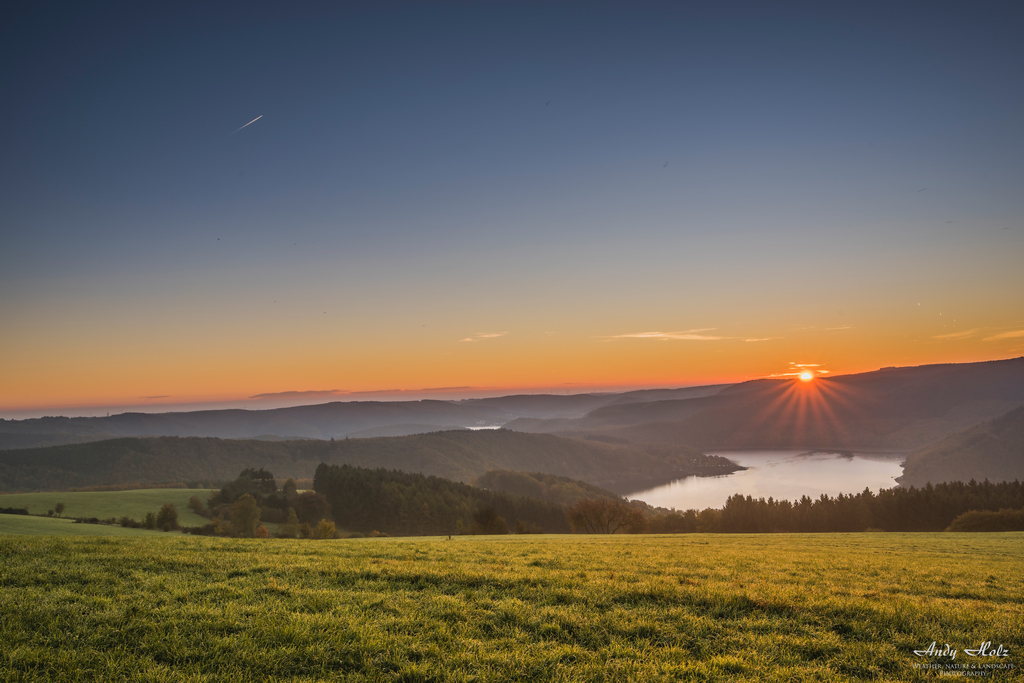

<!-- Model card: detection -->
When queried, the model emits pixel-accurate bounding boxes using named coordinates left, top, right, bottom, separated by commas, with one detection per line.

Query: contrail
left=230, top=115, right=263, bottom=135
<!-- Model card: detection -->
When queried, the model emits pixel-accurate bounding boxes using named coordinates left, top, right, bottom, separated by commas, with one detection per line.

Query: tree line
left=644, top=479, right=1024, bottom=533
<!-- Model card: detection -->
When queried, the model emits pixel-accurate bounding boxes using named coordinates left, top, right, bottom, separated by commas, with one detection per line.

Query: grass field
left=0, top=488, right=215, bottom=527
left=1, top=533, right=1021, bottom=681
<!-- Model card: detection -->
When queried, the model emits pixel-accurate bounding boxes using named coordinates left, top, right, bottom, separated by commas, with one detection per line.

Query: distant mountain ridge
left=0, top=385, right=730, bottom=451
left=506, top=357, right=1024, bottom=452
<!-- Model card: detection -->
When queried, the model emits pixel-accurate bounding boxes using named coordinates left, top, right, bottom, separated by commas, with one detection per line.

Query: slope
left=897, top=406, right=1024, bottom=487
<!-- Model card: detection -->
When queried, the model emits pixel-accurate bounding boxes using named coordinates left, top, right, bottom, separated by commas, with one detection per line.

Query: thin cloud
left=826, top=325, right=853, bottom=331
left=984, top=329, right=1024, bottom=341
left=608, top=329, right=725, bottom=341
left=744, top=338, right=773, bottom=342
left=141, top=395, right=170, bottom=399
left=933, top=329, right=980, bottom=340
left=460, top=332, right=508, bottom=342
left=250, top=390, right=343, bottom=399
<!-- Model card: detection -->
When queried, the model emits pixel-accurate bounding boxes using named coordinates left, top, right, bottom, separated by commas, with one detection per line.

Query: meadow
left=1, top=533, right=1021, bottom=681
left=0, top=488, right=215, bottom=527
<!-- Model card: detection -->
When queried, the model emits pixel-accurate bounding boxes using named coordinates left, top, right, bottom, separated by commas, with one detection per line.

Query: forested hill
left=898, top=406, right=1024, bottom=487
left=313, top=464, right=573, bottom=535
left=0, top=429, right=739, bottom=493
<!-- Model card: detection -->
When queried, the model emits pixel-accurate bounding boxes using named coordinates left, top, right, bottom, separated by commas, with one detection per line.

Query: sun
left=799, top=371, right=814, bottom=382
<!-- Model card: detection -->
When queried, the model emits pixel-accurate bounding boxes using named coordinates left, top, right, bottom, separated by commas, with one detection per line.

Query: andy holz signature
left=914, top=642, right=1011, bottom=660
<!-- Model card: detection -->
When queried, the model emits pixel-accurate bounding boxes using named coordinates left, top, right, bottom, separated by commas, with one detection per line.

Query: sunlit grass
left=1, top=533, right=1021, bottom=681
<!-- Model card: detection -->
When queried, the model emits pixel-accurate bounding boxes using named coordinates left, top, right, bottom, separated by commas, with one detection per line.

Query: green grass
left=1, top=533, right=1022, bottom=681
left=0, top=488, right=214, bottom=526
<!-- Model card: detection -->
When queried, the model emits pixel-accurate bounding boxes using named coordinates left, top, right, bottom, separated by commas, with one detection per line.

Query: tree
left=143, top=512, right=157, bottom=530
left=282, top=478, right=298, bottom=498
left=230, top=494, right=261, bottom=538
left=568, top=498, right=648, bottom=534
left=155, top=504, right=179, bottom=531
left=54, top=503, right=66, bottom=518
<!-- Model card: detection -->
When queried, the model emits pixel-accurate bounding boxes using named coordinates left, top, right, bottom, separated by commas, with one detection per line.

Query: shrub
left=946, top=508, right=1024, bottom=532
left=255, top=524, right=269, bottom=538
left=143, top=512, right=157, bottom=529
left=298, top=522, right=313, bottom=539
left=316, top=519, right=336, bottom=539
left=119, top=516, right=135, bottom=528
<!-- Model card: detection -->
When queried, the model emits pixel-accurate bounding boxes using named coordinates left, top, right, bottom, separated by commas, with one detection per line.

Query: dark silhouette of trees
left=706, top=480, right=1024, bottom=533
left=568, top=498, right=648, bottom=534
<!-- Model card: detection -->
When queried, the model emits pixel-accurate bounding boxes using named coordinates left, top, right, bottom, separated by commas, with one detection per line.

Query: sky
left=2, top=1, right=1023, bottom=417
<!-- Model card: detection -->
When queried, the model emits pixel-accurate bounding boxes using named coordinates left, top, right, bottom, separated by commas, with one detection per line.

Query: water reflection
left=628, top=450, right=905, bottom=510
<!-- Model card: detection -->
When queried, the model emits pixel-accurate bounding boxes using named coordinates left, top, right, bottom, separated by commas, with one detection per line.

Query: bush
left=143, top=512, right=157, bottom=530
left=316, top=519, right=336, bottom=539
left=298, top=522, right=313, bottom=539
left=119, top=516, right=135, bottom=528
left=946, top=508, right=1024, bottom=532
left=255, top=524, right=269, bottom=538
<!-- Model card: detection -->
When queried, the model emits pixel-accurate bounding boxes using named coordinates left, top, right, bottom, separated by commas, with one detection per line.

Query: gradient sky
left=2, top=1, right=1023, bottom=417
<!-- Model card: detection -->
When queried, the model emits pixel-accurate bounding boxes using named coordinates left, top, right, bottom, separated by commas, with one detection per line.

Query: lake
left=628, top=450, right=906, bottom=511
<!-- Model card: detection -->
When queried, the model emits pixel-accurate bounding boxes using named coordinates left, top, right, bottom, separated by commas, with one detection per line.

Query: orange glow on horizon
left=799, top=371, right=814, bottom=382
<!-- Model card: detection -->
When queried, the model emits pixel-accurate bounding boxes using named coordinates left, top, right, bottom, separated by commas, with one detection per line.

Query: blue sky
left=2, top=1, right=1023, bottom=416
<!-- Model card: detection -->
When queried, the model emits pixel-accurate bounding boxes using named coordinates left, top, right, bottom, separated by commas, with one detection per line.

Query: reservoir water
left=628, top=450, right=906, bottom=511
